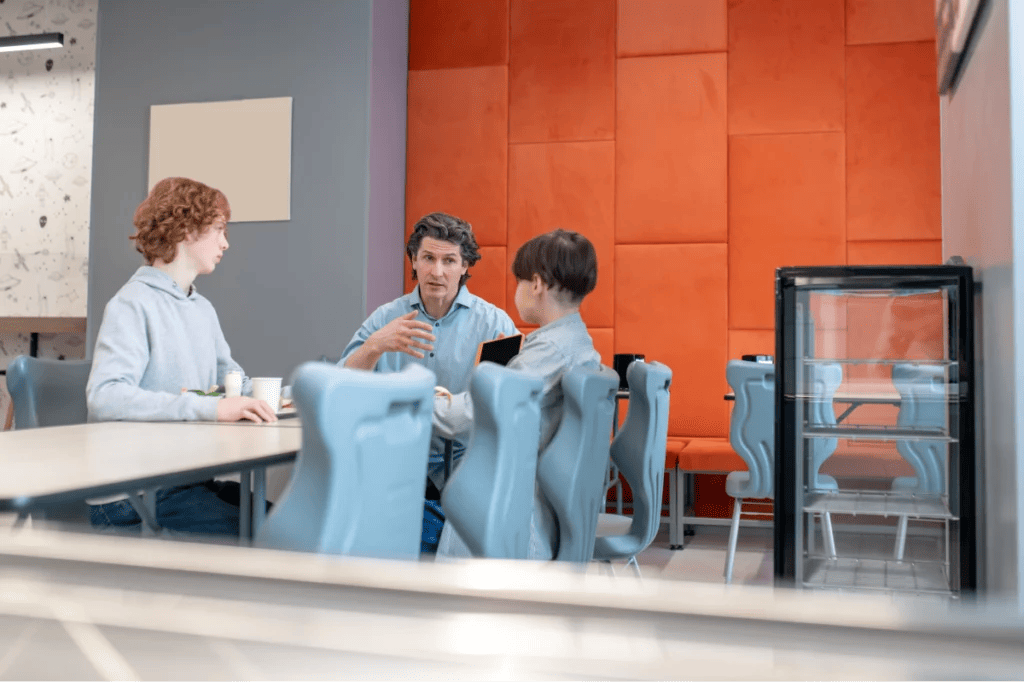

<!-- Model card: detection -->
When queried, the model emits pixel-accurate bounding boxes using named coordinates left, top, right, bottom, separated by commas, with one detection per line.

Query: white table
left=0, top=529, right=1023, bottom=680
left=0, top=421, right=301, bottom=539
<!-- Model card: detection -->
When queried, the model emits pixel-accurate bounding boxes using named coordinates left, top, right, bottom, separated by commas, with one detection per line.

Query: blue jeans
left=89, top=480, right=240, bottom=536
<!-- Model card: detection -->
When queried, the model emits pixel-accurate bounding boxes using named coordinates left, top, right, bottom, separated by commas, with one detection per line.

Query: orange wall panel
left=729, top=133, right=846, bottom=329
left=847, top=43, right=941, bottom=241
left=728, top=329, right=776, bottom=362
left=846, top=0, right=935, bottom=45
left=617, top=0, right=727, bottom=57
left=509, top=0, right=615, bottom=143
left=590, top=327, right=615, bottom=367
left=404, top=0, right=944, bottom=527
left=468, top=246, right=510, bottom=311
left=507, top=141, right=615, bottom=328
left=616, top=244, right=729, bottom=438
left=405, top=66, right=508, bottom=247
left=617, top=53, right=727, bottom=243
left=847, top=240, right=943, bottom=265
left=408, top=0, right=510, bottom=70
left=728, top=0, right=845, bottom=135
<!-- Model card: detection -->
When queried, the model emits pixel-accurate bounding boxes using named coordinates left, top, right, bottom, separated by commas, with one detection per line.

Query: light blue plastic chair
left=256, top=362, right=435, bottom=559
left=804, top=362, right=842, bottom=561
left=723, top=360, right=776, bottom=583
left=891, top=362, right=947, bottom=561
left=537, top=364, right=619, bottom=563
left=5, top=356, right=93, bottom=525
left=723, top=360, right=839, bottom=583
left=6, top=356, right=91, bottom=429
left=593, top=361, right=672, bottom=577
left=807, top=362, right=843, bottom=491
left=441, top=362, right=544, bottom=559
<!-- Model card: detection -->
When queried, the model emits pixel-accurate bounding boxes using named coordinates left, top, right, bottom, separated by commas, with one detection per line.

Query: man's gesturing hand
left=369, top=310, right=436, bottom=358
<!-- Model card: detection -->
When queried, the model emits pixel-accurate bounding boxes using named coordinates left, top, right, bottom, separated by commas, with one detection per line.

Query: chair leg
left=725, top=497, right=742, bottom=584
left=627, top=555, right=643, bottom=580
left=894, top=515, right=909, bottom=562
left=822, top=512, right=837, bottom=558
left=806, top=512, right=816, bottom=555
left=604, top=560, right=616, bottom=577
left=669, top=467, right=679, bottom=549
left=12, top=512, right=28, bottom=530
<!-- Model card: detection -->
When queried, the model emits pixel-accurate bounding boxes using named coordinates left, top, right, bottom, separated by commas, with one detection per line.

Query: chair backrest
left=256, top=362, right=435, bottom=559
left=726, top=359, right=775, bottom=499
left=441, top=362, right=544, bottom=559
left=593, top=360, right=672, bottom=559
left=806, top=362, right=842, bottom=490
left=537, top=364, right=619, bottom=563
left=893, top=363, right=947, bottom=494
left=5, top=355, right=91, bottom=429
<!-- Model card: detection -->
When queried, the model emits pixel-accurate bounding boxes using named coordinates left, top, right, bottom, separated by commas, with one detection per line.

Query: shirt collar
left=411, top=284, right=474, bottom=320
left=536, top=311, right=583, bottom=334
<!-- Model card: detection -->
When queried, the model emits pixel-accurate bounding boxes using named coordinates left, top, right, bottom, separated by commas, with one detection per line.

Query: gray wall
left=88, top=0, right=406, bottom=380
left=367, top=0, right=409, bottom=315
left=940, top=0, right=1022, bottom=603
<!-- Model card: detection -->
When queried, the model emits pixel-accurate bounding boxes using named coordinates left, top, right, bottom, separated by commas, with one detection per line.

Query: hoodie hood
left=129, top=265, right=194, bottom=301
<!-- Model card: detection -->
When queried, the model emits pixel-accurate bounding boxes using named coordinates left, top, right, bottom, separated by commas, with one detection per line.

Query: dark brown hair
left=131, top=177, right=231, bottom=265
left=405, top=212, right=481, bottom=286
left=512, top=229, right=597, bottom=304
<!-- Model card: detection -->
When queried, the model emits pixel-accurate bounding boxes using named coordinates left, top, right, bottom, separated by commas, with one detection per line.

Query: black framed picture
left=936, top=0, right=987, bottom=94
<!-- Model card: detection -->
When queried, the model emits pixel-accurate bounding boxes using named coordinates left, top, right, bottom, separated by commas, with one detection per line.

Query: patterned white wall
left=0, top=0, right=96, bottom=427
left=0, top=0, right=97, bottom=317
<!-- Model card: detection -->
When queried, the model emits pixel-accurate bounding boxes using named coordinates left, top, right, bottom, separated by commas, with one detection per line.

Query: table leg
left=253, top=467, right=267, bottom=537
left=239, top=469, right=252, bottom=541
left=127, top=489, right=160, bottom=535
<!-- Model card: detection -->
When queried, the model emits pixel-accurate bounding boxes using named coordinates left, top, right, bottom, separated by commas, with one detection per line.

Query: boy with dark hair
left=436, top=228, right=601, bottom=559
left=435, top=228, right=600, bottom=450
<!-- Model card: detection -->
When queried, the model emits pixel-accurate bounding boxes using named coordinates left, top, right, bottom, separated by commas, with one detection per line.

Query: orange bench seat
left=677, top=437, right=744, bottom=473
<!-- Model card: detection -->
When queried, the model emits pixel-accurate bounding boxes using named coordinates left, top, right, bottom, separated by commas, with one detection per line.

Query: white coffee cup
left=251, top=377, right=283, bottom=412
left=224, top=370, right=242, bottom=398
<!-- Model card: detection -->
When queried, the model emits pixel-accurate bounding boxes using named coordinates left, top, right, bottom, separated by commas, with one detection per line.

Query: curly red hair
left=131, top=177, right=231, bottom=265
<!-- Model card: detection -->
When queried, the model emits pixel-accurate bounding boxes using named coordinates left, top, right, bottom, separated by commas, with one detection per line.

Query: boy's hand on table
left=217, top=397, right=278, bottom=423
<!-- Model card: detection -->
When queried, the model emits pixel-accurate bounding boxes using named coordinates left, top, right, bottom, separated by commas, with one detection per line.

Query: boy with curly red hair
left=86, top=177, right=276, bottom=536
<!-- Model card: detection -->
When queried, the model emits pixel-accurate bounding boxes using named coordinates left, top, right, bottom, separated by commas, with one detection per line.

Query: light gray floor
left=623, top=522, right=775, bottom=585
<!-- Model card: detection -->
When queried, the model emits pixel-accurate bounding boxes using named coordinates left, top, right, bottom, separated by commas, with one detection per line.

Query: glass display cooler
left=774, top=265, right=976, bottom=597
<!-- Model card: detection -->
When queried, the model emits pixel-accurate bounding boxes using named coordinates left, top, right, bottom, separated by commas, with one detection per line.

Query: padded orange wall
left=405, top=0, right=941, bottom=445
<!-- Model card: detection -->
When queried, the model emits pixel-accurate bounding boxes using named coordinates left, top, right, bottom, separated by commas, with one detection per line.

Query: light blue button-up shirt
left=340, top=284, right=517, bottom=476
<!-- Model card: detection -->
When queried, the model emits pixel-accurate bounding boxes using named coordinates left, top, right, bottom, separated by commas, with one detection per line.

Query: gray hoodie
left=87, top=266, right=251, bottom=422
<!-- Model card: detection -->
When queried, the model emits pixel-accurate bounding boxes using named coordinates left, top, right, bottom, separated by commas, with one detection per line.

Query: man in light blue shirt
left=340, top=212, right=517, bottom=489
